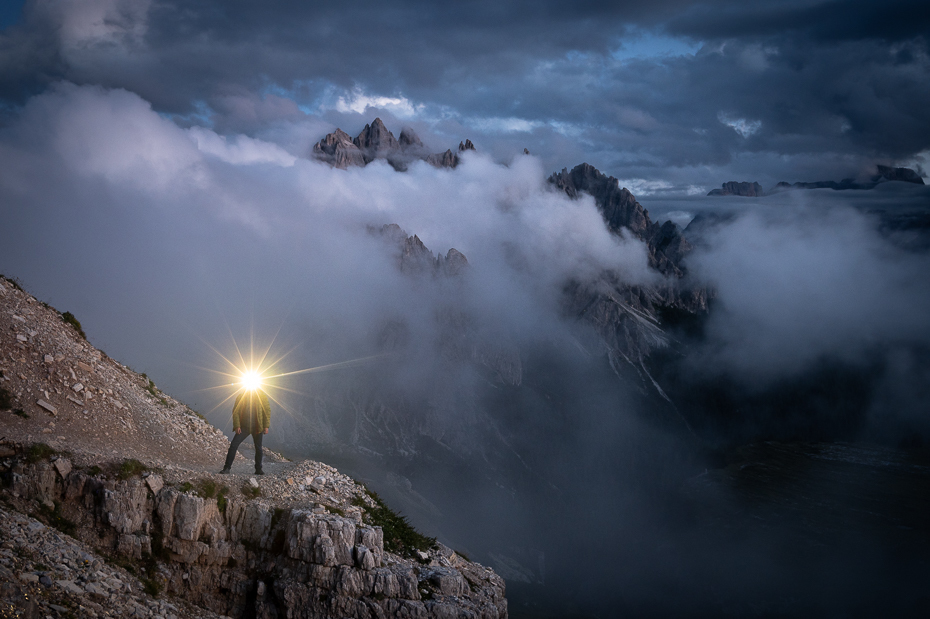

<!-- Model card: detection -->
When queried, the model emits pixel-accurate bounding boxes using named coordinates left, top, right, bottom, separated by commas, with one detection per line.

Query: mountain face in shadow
left=707, top=164, right=925, bottom=196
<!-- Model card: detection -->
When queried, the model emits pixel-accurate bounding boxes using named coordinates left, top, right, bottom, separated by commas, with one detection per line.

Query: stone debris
left=36, top=399, right=57, bottom=415
left=145, top=473, right=164, bottom=494
left=53, top=457, right=72, bottom=478
left=77, top=361, right=93, bottom=373
left=0, top=504, right=226, bottom=619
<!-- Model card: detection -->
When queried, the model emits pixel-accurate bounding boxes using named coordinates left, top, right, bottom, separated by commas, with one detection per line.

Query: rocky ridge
left=708, top=164, right=926, bottom=196
left=0, top=277, right=507, bottom=618
left=549, top=163, right=708, bottom=372
left=312, top=118, right=476, bottom=170
left=707, top=181, right=765, bottom=197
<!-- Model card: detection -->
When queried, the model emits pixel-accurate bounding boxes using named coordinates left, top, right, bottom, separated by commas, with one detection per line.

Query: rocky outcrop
left=312, top=119, right=476, bottom=170
left=770, top=165, right=925, bottom=193
left=875, top=164, right=924, bottom=184
left=707, top=181, right=764, bottom=197
left=371, top=223, right=521, bottom=386
left=548, top=162, right=710, bottom=412
left=372, top=223, right=470, bottom=278
left=1, top=450, right=507, bottom=619
left=425, top=149, right=457, bottom=168
left=548, top=163, right=694, bottom=279
left=311, top=128, right=366, bottom=169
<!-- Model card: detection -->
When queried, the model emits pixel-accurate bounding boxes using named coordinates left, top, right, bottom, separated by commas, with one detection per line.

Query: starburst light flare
left=189, top=319, right=391, bottom=427
left=241, top=370, right=263, bottom=391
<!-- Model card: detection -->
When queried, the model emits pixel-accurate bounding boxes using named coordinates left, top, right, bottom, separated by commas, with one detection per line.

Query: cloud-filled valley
left=1, top=2, right=930, bottom=616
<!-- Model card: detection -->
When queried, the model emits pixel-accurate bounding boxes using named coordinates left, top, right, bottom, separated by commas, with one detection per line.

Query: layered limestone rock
left=311, top=128, right=366, bottom=169
left=312, top=119, right=476, bottom=170
left=2, top=452, right=507, bottom=619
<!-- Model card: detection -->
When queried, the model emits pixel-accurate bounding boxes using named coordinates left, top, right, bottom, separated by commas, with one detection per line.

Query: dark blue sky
left=0, top=1, right=24, bottom=31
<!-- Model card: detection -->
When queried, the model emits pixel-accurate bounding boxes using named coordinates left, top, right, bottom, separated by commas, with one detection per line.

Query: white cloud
left=464, top=116, right=543, bottom=134
left=718, top=112, right=762, bottom=138
left=332, top=87, right=423, bottom=118
left=188, top=127, right=297, bottom=167
left=617, top=178, right=673, bottom=196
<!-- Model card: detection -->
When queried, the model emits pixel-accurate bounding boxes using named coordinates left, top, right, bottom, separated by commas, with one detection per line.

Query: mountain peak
left=312, top=119, right=475, bottom=171
left=398, top=127, right=423, bottom=148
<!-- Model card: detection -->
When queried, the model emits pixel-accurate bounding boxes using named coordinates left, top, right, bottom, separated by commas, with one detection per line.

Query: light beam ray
left=265, top=354, right=388, bottom=379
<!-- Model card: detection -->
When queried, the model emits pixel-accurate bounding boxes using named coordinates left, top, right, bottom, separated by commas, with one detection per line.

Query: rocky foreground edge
left=0, top=276, right=507, bottom=619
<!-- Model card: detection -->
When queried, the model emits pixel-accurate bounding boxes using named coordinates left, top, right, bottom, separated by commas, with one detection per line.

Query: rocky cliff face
left=547, top=162, right=710, bottom=425
left=548, top=162, right=696, bottom=279
left=312, top=119, right=476, bottom=170
left=1, top=452, right=505, bottom=619
left=0, top=277, right=507, bottom=618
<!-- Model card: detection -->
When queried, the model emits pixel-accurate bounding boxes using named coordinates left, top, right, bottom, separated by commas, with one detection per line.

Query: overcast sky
left=1, top=0, right=928, bottom=194
left=0, top=0, right=929, bottom=426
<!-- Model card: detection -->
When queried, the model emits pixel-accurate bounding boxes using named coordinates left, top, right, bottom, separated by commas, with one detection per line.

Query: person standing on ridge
left=219, top=385, right=270, bottom=475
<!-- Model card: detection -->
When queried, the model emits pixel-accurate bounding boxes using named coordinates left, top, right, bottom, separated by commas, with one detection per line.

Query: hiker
left=219, top=387, right=270, bottom=475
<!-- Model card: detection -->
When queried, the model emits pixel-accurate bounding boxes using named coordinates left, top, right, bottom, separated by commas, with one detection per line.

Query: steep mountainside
left=0, top=277, right=507, bottom=618
left=548, top=163, right=709, bottom=406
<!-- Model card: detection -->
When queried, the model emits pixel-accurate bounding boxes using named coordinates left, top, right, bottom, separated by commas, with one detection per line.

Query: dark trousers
left=223, top=431, right=263, bottom=471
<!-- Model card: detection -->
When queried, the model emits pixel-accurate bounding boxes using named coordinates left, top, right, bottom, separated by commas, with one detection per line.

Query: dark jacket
left=232, top=390, right=271, bottom=434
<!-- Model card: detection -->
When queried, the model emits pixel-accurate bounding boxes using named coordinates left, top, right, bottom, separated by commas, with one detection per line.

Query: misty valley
left=2, top=3, right=930, bottom=617
left=238, top=147, right=930, bottom=617
left=2, top=102, right=929, bottom=618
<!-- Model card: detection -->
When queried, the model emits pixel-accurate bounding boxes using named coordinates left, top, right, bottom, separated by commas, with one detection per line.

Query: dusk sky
left=1, top=0, right=928, bottom=195
left=1, top=0, right=929, bottom=418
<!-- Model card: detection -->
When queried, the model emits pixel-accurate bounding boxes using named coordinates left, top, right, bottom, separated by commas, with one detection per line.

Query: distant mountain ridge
left=312, top=118, right=475, bottom=170
left=707, top=164, right=925, bottom=196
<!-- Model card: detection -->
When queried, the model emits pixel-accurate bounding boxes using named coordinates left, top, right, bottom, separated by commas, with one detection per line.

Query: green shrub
left=242, top=484, right=261, bottom=499
left=25, top=443, right=56, bottom=463
left=142, top=576, right=162, bottom=597
left=117, top=459, right=148, bottom=480
left=326, top=504, right=346, bottom=517
left=352, top=488, right=435, bottom=557
left=60, top=312, right=86, bottom=340
left=0, top=385, right=12, bottom=410
left=195, top=479, right=229, bottom=512
left=13, top=409, right=28, bottom=419
left=1, top=275, right=24, bottom=292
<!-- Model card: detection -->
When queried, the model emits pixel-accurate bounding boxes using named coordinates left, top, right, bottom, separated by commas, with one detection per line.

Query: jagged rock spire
left=311, top=119, right=475, bottom=170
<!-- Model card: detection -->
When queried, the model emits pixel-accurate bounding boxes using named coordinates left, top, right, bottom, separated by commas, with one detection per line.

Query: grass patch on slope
left=352, top=487, right=435, bottom=557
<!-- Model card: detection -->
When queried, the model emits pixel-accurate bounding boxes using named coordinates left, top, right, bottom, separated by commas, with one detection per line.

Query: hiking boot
left=255, top=469, right=265, bottom=475
left=219, top=468, right=230, bottom=474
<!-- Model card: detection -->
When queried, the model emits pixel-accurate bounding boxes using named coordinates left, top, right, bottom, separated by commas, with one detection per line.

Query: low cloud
left=0, top=83, right=654, bottom=405
left=688, top=196, right=930, bottom=382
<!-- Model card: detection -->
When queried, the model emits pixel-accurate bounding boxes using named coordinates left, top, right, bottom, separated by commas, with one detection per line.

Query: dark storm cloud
left=0, top=0, right=928, bottom=189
